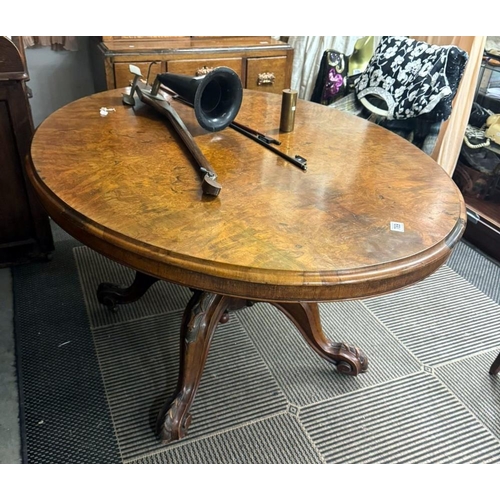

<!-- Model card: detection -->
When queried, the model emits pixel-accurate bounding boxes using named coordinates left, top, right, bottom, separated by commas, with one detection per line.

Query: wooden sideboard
left=0, top=37, right=54, bottom=267
left=90, top=36, right=294, bottom=95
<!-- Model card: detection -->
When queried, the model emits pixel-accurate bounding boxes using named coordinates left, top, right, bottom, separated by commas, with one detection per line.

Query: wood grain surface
left=27, top=88, right=466, bottom=301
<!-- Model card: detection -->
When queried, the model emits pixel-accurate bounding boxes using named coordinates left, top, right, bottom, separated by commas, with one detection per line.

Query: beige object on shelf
left=348, top=36, right=375, bottom=77
left=485, top=115, right=500, bottom=145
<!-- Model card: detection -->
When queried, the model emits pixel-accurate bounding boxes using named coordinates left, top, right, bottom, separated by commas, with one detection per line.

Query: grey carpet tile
left=73, top=246, right=191, bottom=329
left=92, top=311, right=288, bottom=462
left=363, top=266, right=500, bottom=367
left=299, top=372, right=500, bottom=464
left=435, top=350, right=500, bottom=440
left=447, top=241, right=500, bottom=304
left=12, top=239, right=121, bottom=464
left=50, top=220, right=74, bottom=243
left=0, top=267, right=21, bottom=464
left=235, top=301, right=421, bottom=407
left=131, top=413, right=323, bottom=464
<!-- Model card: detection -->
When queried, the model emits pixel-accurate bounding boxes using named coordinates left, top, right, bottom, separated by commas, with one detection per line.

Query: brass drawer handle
left=258, top=72, right=275, bottom=85
left=196, top=66, right=214, bottom=76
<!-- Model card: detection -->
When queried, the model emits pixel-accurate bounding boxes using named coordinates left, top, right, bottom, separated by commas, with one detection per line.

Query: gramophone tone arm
left=134, top=83, right=221, bottom=197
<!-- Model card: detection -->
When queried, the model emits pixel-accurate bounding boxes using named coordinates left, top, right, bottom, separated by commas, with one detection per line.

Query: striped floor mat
left=12, top=232, right=500, bottom=463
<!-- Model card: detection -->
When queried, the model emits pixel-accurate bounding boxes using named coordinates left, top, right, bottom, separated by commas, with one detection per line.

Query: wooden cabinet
left=454, top=60, right=500, bottom=261
left=90, top=37, right=294, bottom=95
left=0, top=37, right=54, bottom=267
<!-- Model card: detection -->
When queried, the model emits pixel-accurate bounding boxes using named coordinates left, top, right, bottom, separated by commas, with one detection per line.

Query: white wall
left=24, top=37, right=95, bottom=128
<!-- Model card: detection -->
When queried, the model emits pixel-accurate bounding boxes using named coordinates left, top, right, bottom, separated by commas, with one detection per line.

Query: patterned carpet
left=12, top=224, right=500, bottom=463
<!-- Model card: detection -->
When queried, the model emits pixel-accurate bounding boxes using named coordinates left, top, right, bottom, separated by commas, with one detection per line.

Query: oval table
left=27, top=87, right=466, bottom=444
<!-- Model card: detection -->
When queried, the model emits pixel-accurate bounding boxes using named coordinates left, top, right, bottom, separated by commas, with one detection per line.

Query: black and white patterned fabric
left=355, top=36, right=468, bottom=121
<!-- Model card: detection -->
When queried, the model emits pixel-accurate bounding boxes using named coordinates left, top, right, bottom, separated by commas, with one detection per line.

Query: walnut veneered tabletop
left=27, top=87, right=466, bottom=443
left=28, top=88, right=466, bottom=302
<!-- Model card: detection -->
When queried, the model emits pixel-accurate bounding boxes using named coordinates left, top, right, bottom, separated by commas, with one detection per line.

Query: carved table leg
left=97, top=271, right=159, bottom=311
left=272, top=302, right=368, bottom=375
left=189, top=288, right=252, bottom=324
left=156, top=290, right=232, bottom=443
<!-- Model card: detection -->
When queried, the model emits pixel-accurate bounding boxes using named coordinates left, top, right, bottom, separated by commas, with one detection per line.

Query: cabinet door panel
left=167, top=58, right=242, bottom=79
left=0, top=97, right=34, bottom=245
left=246, top=56, right=287, bottom=94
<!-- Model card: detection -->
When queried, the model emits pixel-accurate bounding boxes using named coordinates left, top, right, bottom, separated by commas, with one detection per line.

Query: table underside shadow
left=97, top=271, right=368, bottom=444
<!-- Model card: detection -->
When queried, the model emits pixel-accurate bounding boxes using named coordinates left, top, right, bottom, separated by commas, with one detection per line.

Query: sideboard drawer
left=167, top=58, right=243, bottom=78
left=246, top=56, right=288, bottom=94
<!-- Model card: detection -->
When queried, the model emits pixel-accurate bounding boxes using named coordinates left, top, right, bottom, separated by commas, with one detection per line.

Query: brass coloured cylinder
left=280, top=89, right=298, bottom=133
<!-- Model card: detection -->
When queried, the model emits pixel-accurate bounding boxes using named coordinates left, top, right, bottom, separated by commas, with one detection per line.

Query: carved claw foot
left=155, top=394, right=193, bottom=444
left=332, top=342, right=368, bottom=375
left=96, top=271, right=159, bottom=311
left=97, top=282, right=126, bottom=311
left=272, top=301, right=369, bottom=377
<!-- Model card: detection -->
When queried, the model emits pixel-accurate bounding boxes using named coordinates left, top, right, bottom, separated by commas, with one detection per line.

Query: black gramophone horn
left=157, top=67, right=243, bottom=132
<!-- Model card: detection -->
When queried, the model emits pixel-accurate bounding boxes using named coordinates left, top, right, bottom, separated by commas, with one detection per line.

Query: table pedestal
left=97, top=271, right=368, bottom=444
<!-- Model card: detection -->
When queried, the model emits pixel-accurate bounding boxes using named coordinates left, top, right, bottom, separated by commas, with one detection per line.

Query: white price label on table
left=390, top=222, right=405, bottom=232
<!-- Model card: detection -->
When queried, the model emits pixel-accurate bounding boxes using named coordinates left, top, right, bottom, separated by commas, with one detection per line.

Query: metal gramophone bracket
left=123, top=65, right=222, bottom=197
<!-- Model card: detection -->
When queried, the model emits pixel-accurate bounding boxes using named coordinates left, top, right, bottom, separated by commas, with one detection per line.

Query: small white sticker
left=390, top=221, right=405, bottom=232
